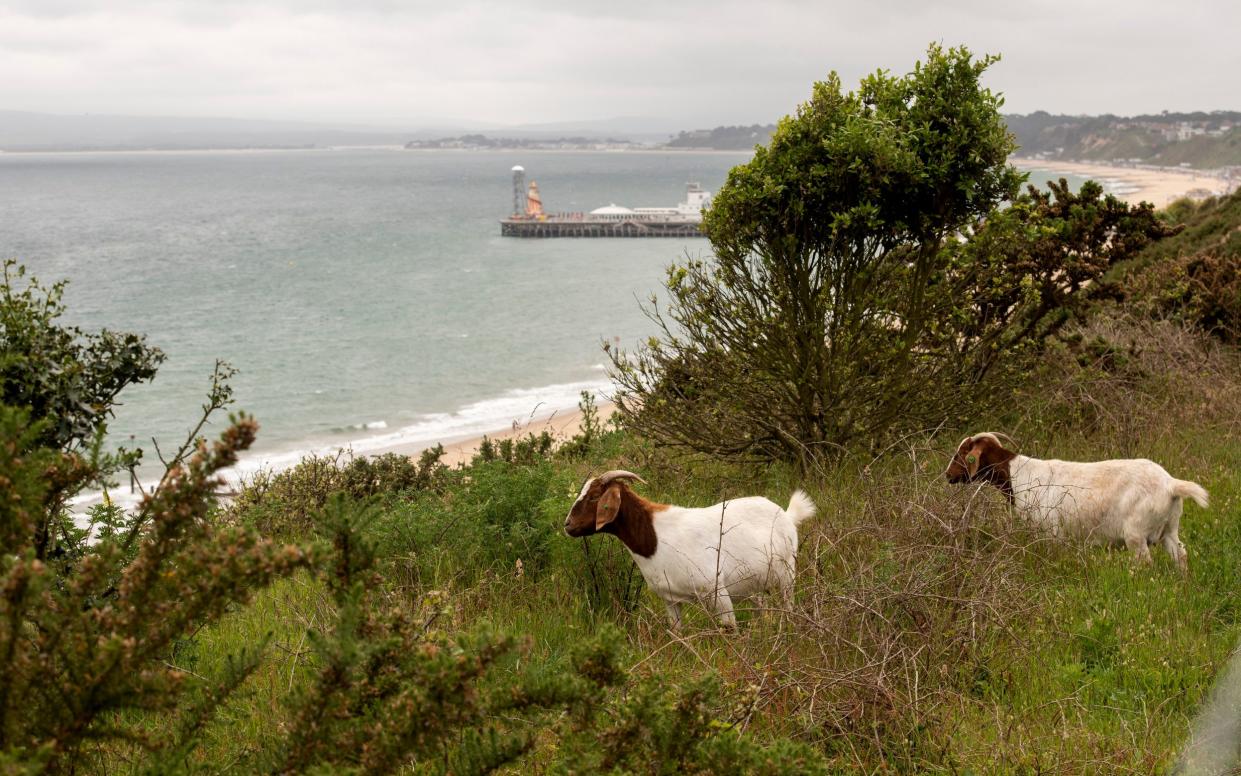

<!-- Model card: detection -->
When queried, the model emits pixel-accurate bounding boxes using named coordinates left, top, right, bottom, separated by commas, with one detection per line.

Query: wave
left=72, top=376, right=613, bottom=516
left=334, top=420, right=389, bottom=432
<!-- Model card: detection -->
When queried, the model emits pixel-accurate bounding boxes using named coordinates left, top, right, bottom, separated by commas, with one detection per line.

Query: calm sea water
left=0, top=148, right=749, bottom=487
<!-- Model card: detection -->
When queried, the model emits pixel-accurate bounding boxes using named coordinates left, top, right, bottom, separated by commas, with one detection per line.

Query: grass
left=138, top=316, right=1241, bottom=774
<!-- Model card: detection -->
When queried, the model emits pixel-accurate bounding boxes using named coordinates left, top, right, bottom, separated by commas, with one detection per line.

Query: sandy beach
left=364, top=400, right=619, bottom=467
left=1012, top=157, right=1235, bottom=207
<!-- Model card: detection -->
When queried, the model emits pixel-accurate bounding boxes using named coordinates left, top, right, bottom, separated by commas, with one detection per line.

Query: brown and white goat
left=946, top=432, right=1209, bottom=570
left=563, top=470, right=815, bottom=628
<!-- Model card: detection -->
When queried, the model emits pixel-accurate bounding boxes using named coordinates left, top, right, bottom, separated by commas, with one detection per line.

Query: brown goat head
left=563, top=471, right=660, bottom=557
left=946, top=433, right=1017, bottom=495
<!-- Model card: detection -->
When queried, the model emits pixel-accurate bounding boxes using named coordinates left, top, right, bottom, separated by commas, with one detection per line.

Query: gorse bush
left=1123, top=189, right=1241, bottom=343
left=0, top=406, right=316, bottom=772
left=550, top=674, right=829, bottom=775
left=253, top=495, right=633, bottom=776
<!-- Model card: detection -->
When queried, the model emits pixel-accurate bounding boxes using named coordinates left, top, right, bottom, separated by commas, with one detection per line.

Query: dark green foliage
left=612, top=46, right=1174, bottom=465
left=0, top=260, right=163, bottom=456
left=0, top=407, right=314, bottom=773
left=472, top=430, right=554, bottom=466
left=233, top=447, right=451, bottom=539
left=368, top=459, right=565, bottom=588
left=936, top=178, right=1176, bottom=381
left=1, top=260, right=166, bottom=557
left=612, top=45, right=1022, bottom=463
left=1124, top=190, right=1241, bottom=342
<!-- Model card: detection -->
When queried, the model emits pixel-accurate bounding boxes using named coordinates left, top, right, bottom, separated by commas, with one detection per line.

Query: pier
left=501, top=165, right=710, bottom=238
left=500, top=217, right=704, bottom=238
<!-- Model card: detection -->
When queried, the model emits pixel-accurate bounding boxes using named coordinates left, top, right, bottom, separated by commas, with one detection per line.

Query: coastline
left=377, top=400, right=618, bottom=467
left=1011, top=157, right=1235, bottom=206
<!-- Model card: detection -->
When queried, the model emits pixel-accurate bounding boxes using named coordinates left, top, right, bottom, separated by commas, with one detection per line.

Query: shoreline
left=1011, top=157, right=1235, bottom=206
left=379, top=400, right=618, bottom=467
left=71, top=398, right=618, bottom=515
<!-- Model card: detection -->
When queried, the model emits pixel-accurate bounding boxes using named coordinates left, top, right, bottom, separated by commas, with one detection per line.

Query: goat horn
left=980, top=431, right=1020, bottom=451
left=597, top=469, right=647, bottom=486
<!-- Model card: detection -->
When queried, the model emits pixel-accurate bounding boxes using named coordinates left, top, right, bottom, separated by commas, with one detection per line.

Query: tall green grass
left=162, top=315, right=1240, bottom=772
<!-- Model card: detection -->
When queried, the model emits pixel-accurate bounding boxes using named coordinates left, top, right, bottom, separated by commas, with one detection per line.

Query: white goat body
left=632, top=491, right=816, bottom=628
left=1008, top=454, right=1207, bottom=566
left=949, top=432, right=1208, bottom=570
left=564, top=473, right=815, bottom=628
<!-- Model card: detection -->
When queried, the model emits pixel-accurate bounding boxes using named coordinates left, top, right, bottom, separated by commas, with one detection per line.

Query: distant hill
left=665, top=125, right=776, bottom=150
left=404, top=134, right=638, bottom=151
left=1006, top=111, right=1241, bottom=169
left=0, top=111, right=671, bottom=152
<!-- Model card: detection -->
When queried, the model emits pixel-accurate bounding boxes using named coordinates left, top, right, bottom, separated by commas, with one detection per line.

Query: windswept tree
left=610, top=45, right=1171, bottom=464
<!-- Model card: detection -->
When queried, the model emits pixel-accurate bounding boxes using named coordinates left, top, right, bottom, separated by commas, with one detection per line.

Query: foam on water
left=71, top=377, right=612, bottom=514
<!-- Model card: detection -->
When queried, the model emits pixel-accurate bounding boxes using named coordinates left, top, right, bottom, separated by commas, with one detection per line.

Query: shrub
left=472, top=430, right=554, bottom=466
left=0, top=406, right=315, bottom=773
left=1, top=260, right=164, bottom=557
left=253, top=495, right=631, bottom=776
left=550, top=674, right=828, bottom=774
left=232, top=446, right=451, bottom=539
left=609, top=47, right=1171, bottom=466
left=1126, top=250, right=1241, bottom=343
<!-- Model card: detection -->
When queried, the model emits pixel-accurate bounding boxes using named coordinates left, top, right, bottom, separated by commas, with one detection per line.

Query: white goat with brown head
left=946, top=432, right=1208, bottom=570
left=563, top=470, right=816, bottom=628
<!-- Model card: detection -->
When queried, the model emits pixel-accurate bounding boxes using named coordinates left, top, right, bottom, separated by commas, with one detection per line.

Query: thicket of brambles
left=4, top=43, right=1241, bottom=773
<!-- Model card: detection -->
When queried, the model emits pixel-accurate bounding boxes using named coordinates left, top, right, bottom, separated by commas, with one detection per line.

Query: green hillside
left=1007, top=110, right=1241, bottom=168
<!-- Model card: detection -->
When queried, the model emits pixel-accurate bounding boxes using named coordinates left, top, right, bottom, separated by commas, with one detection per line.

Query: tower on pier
left=511, top=165, right=527, bottom=216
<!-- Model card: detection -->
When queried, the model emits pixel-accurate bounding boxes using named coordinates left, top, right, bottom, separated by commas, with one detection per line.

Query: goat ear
left=965, top=442, right=983, bottom=478
left=595, top=484, right=622, bottom=531
left=981, top=441, right=1017, bottom=469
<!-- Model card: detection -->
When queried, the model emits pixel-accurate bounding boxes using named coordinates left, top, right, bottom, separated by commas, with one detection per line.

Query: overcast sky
left=1, top=0, right=1237, bottom=128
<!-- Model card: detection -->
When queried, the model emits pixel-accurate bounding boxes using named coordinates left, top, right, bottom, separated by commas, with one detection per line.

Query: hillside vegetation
left=4, top=46, right=1241, bottom=774
left=664, top=124, right=777, bottom=150
left=1007, top=110, right=1241, bottom=168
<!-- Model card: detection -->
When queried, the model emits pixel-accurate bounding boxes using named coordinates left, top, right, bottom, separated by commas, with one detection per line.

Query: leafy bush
left=610, top=47, right=1171, bottom=465
left=233, top=446, right=451, bottom=539
left=1, top=260, right=165, bottom=557
left=472, top=430, right=554, bottom=466
left=0, top=260, right=163, bottom=457
left=1126, top=250, right=1241, bottom=342
left=937, top=178, right=1174, bottom=380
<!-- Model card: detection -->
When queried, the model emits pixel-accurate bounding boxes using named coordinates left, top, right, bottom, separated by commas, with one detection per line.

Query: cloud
left=0, top=0, right=1237, bottom=127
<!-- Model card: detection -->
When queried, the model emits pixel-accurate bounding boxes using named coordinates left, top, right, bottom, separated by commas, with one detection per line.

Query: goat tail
left=786, top=489, right=817, bottom=527
left=1173, top=479, right=1210, bottom=509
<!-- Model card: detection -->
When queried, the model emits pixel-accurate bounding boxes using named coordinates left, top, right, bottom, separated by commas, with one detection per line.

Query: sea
left=0, top=148, right=749, bottom=501
left=0, top=148, right=1088, bottom=505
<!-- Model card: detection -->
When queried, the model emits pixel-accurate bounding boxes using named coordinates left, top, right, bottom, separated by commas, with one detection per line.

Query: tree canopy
left=611, top=45, right=1172, bottom=464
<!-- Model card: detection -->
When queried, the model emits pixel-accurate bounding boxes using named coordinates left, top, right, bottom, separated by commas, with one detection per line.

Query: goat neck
left=602, top=487, right=665, bottom=558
